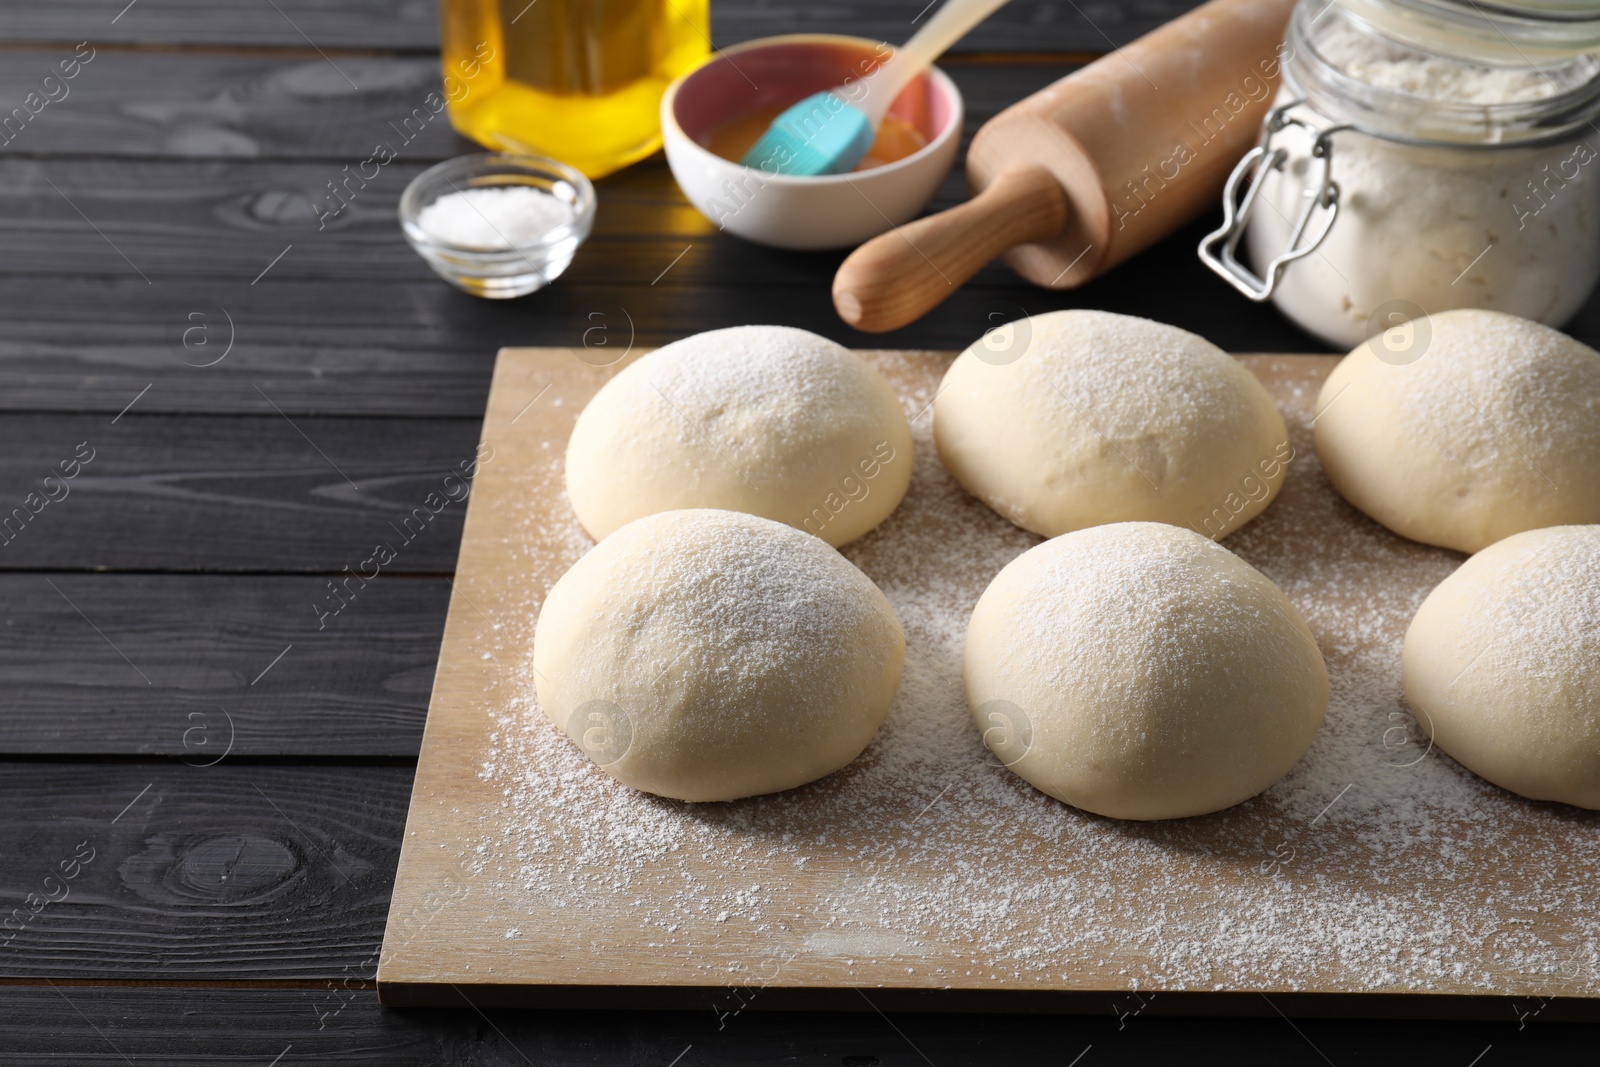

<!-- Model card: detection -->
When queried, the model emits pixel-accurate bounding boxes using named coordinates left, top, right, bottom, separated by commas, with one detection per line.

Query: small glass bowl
left=399, top=153, right=596, bottom=299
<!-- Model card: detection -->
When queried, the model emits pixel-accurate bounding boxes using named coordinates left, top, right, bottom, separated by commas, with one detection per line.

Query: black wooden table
left=0, top=1, right=1594, bottom=1061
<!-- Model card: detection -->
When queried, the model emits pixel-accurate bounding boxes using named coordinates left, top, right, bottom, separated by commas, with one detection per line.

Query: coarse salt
left=418, top=185, right=574, bottom=250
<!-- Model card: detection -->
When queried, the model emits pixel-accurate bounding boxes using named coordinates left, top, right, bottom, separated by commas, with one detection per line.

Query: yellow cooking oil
left=439, top=0, right=710, bottom=178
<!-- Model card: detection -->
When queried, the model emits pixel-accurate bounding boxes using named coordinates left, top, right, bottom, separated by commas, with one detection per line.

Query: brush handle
left=857, top=0, right=1014, bottom=125
left=832, top=165, right=1067, bottom=333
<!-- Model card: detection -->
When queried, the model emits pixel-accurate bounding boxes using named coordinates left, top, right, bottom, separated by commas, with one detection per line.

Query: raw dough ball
left=533, top=509, right=905, bottom=802
left=1402, top=525, right=1600, bottom=809
left=565, top=325, right=912, bottom=547
left=934, top=310, right=1290, bottom=540
left=1315, top=309, right=1600, bottom=553
left=964, top=522, right=1328, bottom=820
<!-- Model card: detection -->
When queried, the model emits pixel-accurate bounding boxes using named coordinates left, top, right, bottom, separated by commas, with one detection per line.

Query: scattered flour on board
left=461, top=354, right=1598, bottom=994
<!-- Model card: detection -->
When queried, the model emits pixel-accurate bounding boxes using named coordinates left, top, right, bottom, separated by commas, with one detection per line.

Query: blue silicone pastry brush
left=741, top=0, right=1012, bottom=176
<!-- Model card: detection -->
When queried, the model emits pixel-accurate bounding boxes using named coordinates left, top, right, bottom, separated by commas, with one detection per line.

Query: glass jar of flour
left=1201, top=0, right=1600, bottom=348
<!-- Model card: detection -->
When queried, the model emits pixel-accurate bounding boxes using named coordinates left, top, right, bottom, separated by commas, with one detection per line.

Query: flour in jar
left=1249, top=19, right=1600, bottom=348
left=1316, top=19, right=1569, bottom=105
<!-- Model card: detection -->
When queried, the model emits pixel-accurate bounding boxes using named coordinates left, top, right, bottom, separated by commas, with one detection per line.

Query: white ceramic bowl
left=661, top=34, right=964, bottom=251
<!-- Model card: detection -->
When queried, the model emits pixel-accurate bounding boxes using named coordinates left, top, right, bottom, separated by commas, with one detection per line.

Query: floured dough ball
left=1402, top=525, right=1600, bottom=809
left=1315, top=309, right=1600, bottom=553
left=964, top=522, right=1327, bottom=820
left=934, top=310, right=1290, bottom=540
left=565, top=325, right=912, bottom=547
left=533, top=509, right=905, bottom=802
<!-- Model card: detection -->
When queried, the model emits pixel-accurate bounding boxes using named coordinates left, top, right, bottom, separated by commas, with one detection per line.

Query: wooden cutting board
left=377, top=347, right=1600, bottom=1016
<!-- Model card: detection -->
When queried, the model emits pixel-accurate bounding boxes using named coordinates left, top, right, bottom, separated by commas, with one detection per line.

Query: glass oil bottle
left=439, top=0, right=711, bottom=178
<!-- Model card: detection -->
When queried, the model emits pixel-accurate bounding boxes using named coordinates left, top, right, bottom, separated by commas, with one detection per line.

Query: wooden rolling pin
left=833, top=0, right=1295, bottom=332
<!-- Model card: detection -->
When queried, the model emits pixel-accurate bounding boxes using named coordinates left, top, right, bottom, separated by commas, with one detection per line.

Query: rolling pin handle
left=833, top=165, right=1069, bottom=333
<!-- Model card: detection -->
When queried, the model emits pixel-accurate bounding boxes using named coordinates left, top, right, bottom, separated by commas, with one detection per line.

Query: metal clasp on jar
left=1199, top=100, right=1346, bottom=301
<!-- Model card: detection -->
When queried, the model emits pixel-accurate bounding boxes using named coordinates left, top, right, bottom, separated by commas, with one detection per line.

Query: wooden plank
left=0, top=573, right=447, bottom=756
left=0, top=50, right=471, bottom=160
left=382, top=346, right=1600, bottom=1010
left=0, top=148, right=1320, bottom=414
left=0, top=63, right=1066, bottom=294
left=0, top=986, right=1592, bottom=1062
left=0, top=1, right=440, bottom=50
left=714, top=1, right=1202, bottom=54
left=0, top=157, right=443, bottom=283
left=0, top=126, right=1349, bottom=422
left=0, top=59, right=1067, bottom=282
left=0, top=764, right=407, bottom=980
left=0, top=274, right=507, bottom=417
left=0, top=242, right=1336, bottom=419
left=0, top=1, right=1204, bottom=52
left=0, top=52, right=1062, bottom=159
left=0, top=156, right=919, bottom=284
left=0, top=413, right=479, bottom=571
